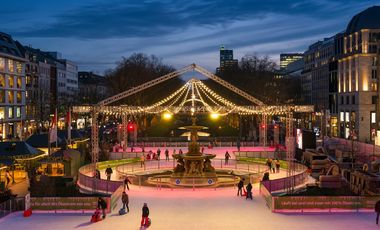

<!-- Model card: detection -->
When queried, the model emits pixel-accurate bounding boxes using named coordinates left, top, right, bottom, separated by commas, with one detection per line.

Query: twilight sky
left=1, top=0, right=380, bottom=73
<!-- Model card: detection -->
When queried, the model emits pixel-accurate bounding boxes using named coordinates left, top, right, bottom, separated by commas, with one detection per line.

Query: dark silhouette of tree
left=105, top=53, right=183, bottom=105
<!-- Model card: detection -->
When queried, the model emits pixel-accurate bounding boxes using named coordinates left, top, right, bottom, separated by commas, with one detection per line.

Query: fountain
left=171, top=117, right=218, bottom=186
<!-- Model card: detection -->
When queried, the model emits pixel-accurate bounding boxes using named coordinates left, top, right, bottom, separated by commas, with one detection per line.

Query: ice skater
left=246, top=182, right=253, bottom=200
left=105, top=165, right=113, bottom=180
left=237, top=178, right=245, bottom=196
left=97, top=197, right=107, bottom=219
left=122, top=191, right=129, bottom=212
left=141, top=203, right=150, bottom=227
left=225, top=151, right=231, bottom=165
left=124, top=176, right=132, bottom=191
left=165, top=149, right=169, bottom=161
left=376, top=200, right=380, bottom=224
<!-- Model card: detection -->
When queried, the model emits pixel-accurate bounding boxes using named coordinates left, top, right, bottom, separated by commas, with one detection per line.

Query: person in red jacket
left=141, top=203, right=150, bottom=227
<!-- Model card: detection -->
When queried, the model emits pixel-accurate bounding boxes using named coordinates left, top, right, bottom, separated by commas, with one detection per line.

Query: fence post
left=193, top=178, right=195, bottom=191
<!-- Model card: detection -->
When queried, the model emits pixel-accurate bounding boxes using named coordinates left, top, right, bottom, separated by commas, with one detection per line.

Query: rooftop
left=346, top=6, right=380, bottom=34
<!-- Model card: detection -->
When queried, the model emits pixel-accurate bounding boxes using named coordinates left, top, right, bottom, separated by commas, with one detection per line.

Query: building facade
left=0, top=32, right=26, bottom=140
left=337, top=6, right=380, bottom=142
left=78, top=72, right=109, bottom=104
left=280, top=53, right=303, bottom=70
left=216, top=45, right=238, bottom=73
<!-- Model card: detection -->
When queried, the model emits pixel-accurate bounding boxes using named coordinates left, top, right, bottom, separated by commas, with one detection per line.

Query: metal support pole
left=122, top=113, right=128, bottom=151
left=285, top=111, right=295, bottom=193
left=91, top=107, right=99, bottom=167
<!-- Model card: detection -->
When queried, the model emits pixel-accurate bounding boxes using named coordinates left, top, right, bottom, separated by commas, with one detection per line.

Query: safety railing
left=78, top=163, right=123, bottom=194
left=115, top=158, right=269, bottom=177
left=0, top=197, right=25, bottom=219
left=261, top=163, right=308, bottom=193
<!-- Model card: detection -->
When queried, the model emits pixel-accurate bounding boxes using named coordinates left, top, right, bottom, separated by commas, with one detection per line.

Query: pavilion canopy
left=0, top=141, right=44, bottom=159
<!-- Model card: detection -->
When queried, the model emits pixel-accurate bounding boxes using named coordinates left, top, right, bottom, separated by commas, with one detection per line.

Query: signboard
left=273, top=196, right=379, bottom=211
left=31, top=197, right=99, bottom=211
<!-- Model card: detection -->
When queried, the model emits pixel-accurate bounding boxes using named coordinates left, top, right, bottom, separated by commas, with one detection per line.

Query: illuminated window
left=0, top=107, right=4, bottom=120
left=0, top=58, right=4, bottom=71
left=340, top=112, right=344, bottom=122
left=345, top=112, right=350, bottom=122
left=0, top=74, right=5, bottom=87
left=16, top=62, right=22, bottom=74
left=8, top=75, right=14, bottom=88
left=8, top=107, right=13, bottom=118
left=16, top=107, right=21, bottom=118
left=8, top=60, right=14, bottom=72
left=371, top=112, right=376, bottom=124
left=16, top=92, right=21, bottom=103
left=17, top=76, right=21, bottom=88
left=7, top=91, right=14, bottom=103
left=0, top=90, right=4, bottom=103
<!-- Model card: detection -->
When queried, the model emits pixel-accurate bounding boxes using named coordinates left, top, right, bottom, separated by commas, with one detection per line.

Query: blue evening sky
left=1, top=0, right=379, bottom=73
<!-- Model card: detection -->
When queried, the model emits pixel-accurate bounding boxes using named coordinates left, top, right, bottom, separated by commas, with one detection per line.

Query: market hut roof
left=0, top=141, right=44, bottom=159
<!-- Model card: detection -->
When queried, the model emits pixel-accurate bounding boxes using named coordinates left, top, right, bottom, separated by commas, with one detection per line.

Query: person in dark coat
left=376, top=200, right=380, bottom=224
left=165, top=149, right=169, bottom=161
left=141, top=203, right=150, bottom=227
left=237, top=178, right=245, bottom=196
left=124, top=177, right=132, bottom=191
left=97, top=197, right=107, bottom=219
left=121, top=191, right=129, bottom=212
left=105, top=165, right=113, bottom=181
left=246, top=182, right=253, bottom=200
left=225, top=151, right=231, bottom=165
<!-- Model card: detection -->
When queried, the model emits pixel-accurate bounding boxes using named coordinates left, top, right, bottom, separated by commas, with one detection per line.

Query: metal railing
left=261, top=163, right=308, bottom=193
left=78, top=164, right=123, bottom=194
left=115, top=158, right=269, bottom=177
left=129, top=141, right=257, bottom=148
left=0, top=197, right=25, bottom=219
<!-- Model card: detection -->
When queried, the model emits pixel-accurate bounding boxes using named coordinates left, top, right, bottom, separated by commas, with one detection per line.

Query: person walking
left=246, top=182, right=253, bottom=200
left=275, top=159, right=281, bottom=173
left=141, top=203, right=150, bottom=227
left=271, top=159, right=276, bottom=174
left=237, top=178, right=245, bottom=196
left=225, top=151, right=231, bottom=165
left=165, top=149, right=169, bottom=161
left=124, top=177, right=132, bottom=191
left=237, top=139, right=241, bottom=152
left=97, top=197, right=107, bottom=219
left=157, top=148, right=161, bottom=160
left=105, top=165, right=113, bottom=180
left=140, top=154, right=145, bottom=167
left=266, top=158, right=272, bottom=171
left=376, top=200, right=380, bottom=224
left=121, top=191, right=129, bottom=212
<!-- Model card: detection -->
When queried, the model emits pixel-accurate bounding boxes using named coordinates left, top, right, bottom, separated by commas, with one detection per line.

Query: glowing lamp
left=210, top=113, right=220, bottom=120
left=261, top=124, right=266, bottom=129
left=127, top=123, right=134, bottom=131
left=162, top=112, right=173, bottom=120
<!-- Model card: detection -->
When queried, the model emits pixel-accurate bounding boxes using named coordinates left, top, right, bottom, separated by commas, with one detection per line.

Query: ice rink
left=1, top=185, right=377, bottom=230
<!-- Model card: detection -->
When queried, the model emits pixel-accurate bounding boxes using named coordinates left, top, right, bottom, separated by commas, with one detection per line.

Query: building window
left=16, top=62, right=22, bottom=74
left=16, top=107, right=21, bottom=118
left=346, top=96, right=349, bottom=105
left=7, top=91, right=14, bottom=103
left=373, top=96, right=378, bottom=104
left=7, top=60, right=14, bottom=73
left=0, top=90, right=4, bottom=103
left=17, top=76, right=22, bottom=88
left=8, top=107, right=13, bottom=118
left=0, top=58, right=4, bottom=71
left=352, top=95, right=355, bottom=105
left=341, top=96, right=344, bottom=104
left=8, top=75, right=14, bottom=88
left=0, top=107, right=4, bottom=119
left=345, top=112, right=350, bottom=122
left=0, top=74, right=5, bottom=87
left=16, top=92, right=22, bottom=103
left=371, top=112, right=376, bottom=124
left=340, top=112, right=344, bottom=122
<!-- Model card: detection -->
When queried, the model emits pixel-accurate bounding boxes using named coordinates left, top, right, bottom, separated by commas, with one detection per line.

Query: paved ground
left=1, top=185, right=377, bottom=230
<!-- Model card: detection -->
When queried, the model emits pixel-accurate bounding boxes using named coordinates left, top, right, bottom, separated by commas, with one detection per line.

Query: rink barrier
left=260, top=185, right=380, bottom=213
left=260, top=163, right=308, bottom=193
left=30, top=196, right=111, bottom=214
